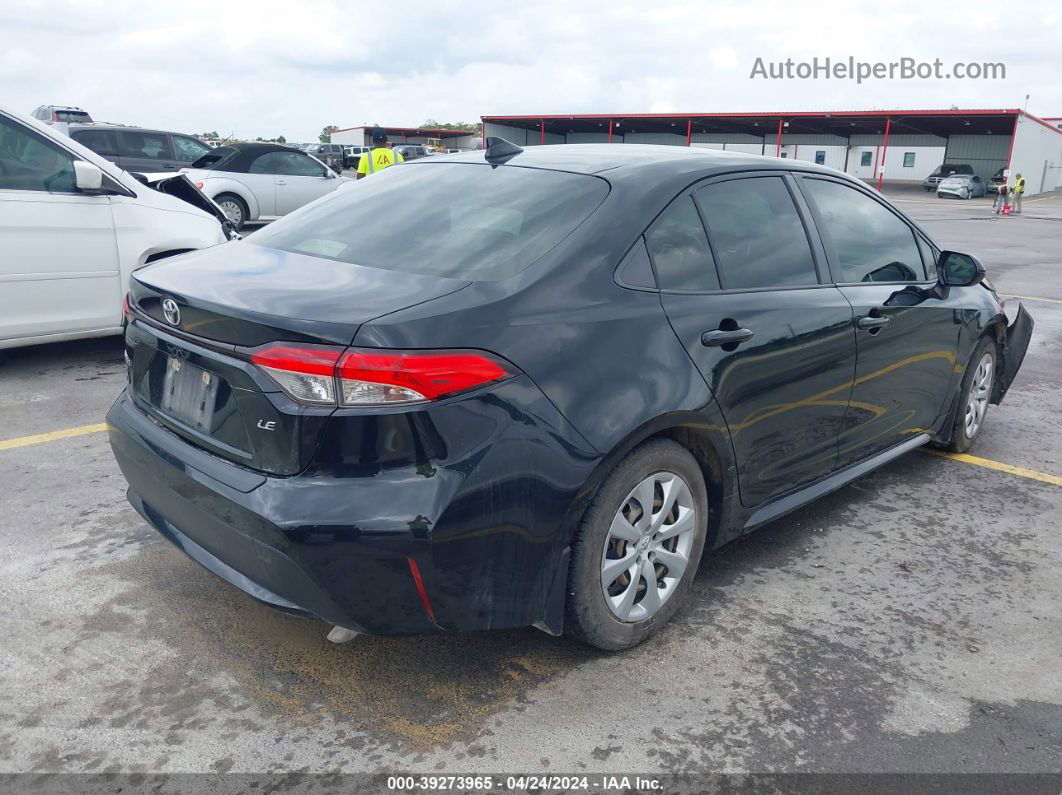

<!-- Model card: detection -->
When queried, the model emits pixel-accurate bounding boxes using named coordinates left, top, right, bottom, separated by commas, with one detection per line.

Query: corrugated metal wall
left=483, top=122, right=529, bottom=145
left=1011, top=117, right=1062, bottom=194
left=942, top=135, right=1011, bottom=183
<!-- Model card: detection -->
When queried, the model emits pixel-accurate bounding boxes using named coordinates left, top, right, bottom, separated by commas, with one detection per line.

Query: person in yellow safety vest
left=1011, top=172, right=1026, bottom=214
left=356, top=126, right=404, bottom=179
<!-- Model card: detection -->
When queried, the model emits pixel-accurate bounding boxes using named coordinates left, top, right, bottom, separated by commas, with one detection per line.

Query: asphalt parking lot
left=1, top=187, right=1060, bottom=778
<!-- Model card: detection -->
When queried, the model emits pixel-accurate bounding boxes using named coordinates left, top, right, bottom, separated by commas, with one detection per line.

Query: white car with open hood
left=0, top=104, right=233, bottom=351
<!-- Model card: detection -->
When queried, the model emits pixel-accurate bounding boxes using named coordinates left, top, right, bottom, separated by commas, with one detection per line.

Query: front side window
left=0, top=114, right=76, bottom=192
left=251, top=162, right=609, bottom=281
left=118, top=131, right=174, bottom=161
left=172, top=135, right=211, bottom=162
left=802, top=178, right=925, bottom=283
left=250, top=151, right=326, bottom=177
left=695, top=177, right=817, bottom=290
left=645, top=197, right=718, bottom=291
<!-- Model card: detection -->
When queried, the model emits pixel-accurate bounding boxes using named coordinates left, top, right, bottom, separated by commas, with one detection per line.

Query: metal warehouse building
left=481, top=109, right=1062, bottom=196
left=331, top=125, right=478, bottom=149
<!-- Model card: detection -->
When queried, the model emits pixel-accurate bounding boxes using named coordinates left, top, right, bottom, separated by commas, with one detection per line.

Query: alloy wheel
left=219, top=200, right=244, bottom=227
left=600, top=471, right=697, bottom=622
left=964, top=352, right=993, bottom=438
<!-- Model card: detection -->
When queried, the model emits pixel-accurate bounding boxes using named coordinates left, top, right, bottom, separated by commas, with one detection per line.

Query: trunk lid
left=126, top=242, right=470, bottom=474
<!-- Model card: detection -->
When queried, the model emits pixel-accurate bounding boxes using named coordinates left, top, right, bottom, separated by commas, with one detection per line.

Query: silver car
left=937, top=174, right=986, bottom=200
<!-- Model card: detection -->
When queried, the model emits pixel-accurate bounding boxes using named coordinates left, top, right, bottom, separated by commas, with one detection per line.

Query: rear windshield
left=54, top=110, right=91, bottom=123
left=250, top=162, right=609, bottom=280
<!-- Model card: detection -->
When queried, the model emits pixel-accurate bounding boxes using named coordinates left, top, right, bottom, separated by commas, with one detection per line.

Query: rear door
left=0, top=112, right=120, bottom=343
left=796, top=175, right=961, bottom=468
left=116, top=129, right=178, bottom=173
left=656, top=172, right=856, bottom=507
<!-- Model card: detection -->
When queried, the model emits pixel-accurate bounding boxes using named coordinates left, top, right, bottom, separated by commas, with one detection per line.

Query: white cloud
left=0, top=0, right=1059, bottom=142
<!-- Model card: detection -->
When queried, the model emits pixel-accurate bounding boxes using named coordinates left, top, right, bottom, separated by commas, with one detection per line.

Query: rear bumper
left=107, top=377, right=598, bottom=635
left=995, top=303, right=1034, bottom=402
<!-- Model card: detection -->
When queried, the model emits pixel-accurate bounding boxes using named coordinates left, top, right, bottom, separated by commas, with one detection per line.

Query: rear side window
left=802, top=178, right=925, bottom=283
left=72, top=129, right=118, bottom=156
left=645, top=197, right=718, bottom=291
left=250, top=162, right=609, bottom=281
left=695, top=177, right=817, bottom=290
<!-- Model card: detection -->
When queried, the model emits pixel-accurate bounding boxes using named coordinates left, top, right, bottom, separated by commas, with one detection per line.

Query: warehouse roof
left=482, top=109, right=1062, bottom=138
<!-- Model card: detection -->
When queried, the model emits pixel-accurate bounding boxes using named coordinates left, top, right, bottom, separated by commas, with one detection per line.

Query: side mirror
left=939, top=251, right=986, bottom=287
left=73, top=160, right=104, bottom=192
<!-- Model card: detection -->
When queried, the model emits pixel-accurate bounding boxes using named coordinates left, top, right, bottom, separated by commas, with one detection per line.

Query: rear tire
left=944, top=336, right=998, bottom=453
left=214, top=193, right=248, bottom=231
left=566, top=439, right=708, bottom=651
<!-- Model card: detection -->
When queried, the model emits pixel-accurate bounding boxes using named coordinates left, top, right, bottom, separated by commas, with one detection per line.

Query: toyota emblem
left=161, top=298, right=181, bottom=327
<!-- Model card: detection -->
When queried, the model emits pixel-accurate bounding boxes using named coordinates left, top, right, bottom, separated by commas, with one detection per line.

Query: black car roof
left=190, top=142, right=311, bottom=172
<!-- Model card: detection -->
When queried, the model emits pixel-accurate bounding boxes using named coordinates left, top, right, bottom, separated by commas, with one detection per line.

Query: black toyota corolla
left=108, top=140, right=1033, bottom=650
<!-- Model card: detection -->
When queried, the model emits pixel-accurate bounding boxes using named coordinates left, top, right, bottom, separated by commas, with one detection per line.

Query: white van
left=0, top=105, right=230, bottom=350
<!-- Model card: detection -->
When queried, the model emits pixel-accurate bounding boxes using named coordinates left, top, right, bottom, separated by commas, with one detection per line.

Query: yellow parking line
left=1000, top=294, right=1062, bottom=305
left=0, top=423, right=108, bottom=451
left=923, top=449, right=1062, bottom=487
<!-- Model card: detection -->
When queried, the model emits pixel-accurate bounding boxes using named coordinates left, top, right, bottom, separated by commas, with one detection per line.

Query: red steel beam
left=775, top=119, right=783, bottom=157
left=686, top=119, right=692, bottom=146
left=876, top=118, right=892, bottom=191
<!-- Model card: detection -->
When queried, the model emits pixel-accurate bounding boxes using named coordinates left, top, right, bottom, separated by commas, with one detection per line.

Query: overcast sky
left=2, top=0, right=1059, bottom=142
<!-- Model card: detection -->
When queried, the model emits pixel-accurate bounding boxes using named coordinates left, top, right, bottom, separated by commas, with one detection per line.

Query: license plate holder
left=160, top=355, right=220, bottom=433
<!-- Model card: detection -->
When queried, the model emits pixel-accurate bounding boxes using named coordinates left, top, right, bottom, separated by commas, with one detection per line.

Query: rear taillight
left=194, top=181, right=204, bottom=189
left=249, top=344, right=515, bottom=407
left=122, top=293, right=132, bottom=322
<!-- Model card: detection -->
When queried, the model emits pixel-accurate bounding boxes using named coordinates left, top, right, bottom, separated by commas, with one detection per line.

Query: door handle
left=701, top=328, right=755, bottom=347
left=857, top=315, right=891, bottom=330
left=276, top=179, right=287, bottom=185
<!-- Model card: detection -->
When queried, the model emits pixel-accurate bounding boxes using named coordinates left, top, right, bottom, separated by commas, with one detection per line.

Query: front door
left=796, top=175, right=960, bottom=467
left=653, top=173, right=856, bottom=507
left=0, top=113, right=121, bottom=343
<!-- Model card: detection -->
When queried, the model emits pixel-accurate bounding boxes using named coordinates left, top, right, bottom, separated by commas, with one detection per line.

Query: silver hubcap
left=964, top=353, right=993, bottom=438
left=219, top=200, right=243, bottom=225
left=601, top=471, right=697, bottom=622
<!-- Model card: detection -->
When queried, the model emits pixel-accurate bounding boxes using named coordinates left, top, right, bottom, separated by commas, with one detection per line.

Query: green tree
left=319, top=125, right=339, bottom=143
left=420, top=119, right=481, bottom=134
left=277, top=135, right=286, bottom=144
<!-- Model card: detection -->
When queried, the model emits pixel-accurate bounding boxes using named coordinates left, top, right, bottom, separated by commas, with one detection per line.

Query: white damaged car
left=0, top=105, right=233, bottom=350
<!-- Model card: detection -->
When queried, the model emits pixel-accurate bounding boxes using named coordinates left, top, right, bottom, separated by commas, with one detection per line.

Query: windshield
left=250, top=162, right=610, bottom=280
left=54, top=110, right=91, bottom=123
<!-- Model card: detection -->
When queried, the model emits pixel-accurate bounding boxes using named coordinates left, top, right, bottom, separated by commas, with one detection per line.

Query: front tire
left=214, top=193, right=248, bottom=231
left=566, top=439, right=708, bottom=651
left=945, top=336, right=998, bottom=453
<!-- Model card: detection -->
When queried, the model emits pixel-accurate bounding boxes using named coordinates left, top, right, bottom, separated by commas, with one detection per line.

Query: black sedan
left=107, top=141, right=1032, bottom=651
